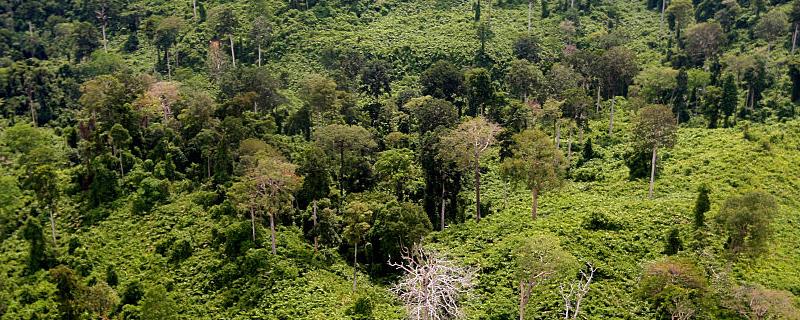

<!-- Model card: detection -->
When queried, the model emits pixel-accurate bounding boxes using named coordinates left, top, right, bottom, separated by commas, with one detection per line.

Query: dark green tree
left=420, top=61, right=463, bottom=103
left=716, top=191, right=777, bottom=257
left=720, top=74, right=738, bottom=127
left=694, top=185, right=710, bottom=228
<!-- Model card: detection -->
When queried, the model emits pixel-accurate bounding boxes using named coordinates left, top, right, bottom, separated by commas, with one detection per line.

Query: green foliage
left=693, top=184, right=710, bottom=228
left=716, top=191, right=777, bottom=257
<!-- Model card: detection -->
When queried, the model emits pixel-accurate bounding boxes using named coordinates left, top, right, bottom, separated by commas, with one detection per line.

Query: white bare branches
left=559, top=262, right=596, bottom=320
left=389, top=246, right=475, bottom=320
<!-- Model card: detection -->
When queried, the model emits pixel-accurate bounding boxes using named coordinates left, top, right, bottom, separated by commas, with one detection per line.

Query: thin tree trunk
left=352, top=243, right=358, bottom=291
left=250, top=207, right=256, bottom=241
left=166, top=47, right=172, bottom=79
left=270, top=212, right=276, bottom=254
left=258, top=44, right=262, bottom=67
left=609, top=98, right=615, bottom=136
left=527, top=0, right=532, bottom=32
left=193, top=0, right=198, bottom=20
left=440, top=182, right=446, bottom=231
left=649, top=146, right=657, bottom=199
left=312, top=200, right=318, bottom=253
left=596, top=85, right=601, bottom=113
left=475, top=162, right=481, bottom=223
left=567, top=127, right=573, bottom=165
left=555, top=119, right=561, bottom=148
left=119, top=152, right=124, bottom=177
left=519, top=280, right=527, bottom=320
left=229, top=34, right=236, bottom=67
left=49, top=208, right=57, bottom=243
left=660, top=0, right=667, bottom=32
left=207, top=157, right=211, bottom=179
left=101, top=23, right=108, bottom=52
left=793, top=23, right=798, bottom=54
left=531, top=188, right=539, bottom=219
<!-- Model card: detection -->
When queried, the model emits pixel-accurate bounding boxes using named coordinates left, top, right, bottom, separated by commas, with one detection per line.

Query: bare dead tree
left=559, top=262, right=596, bottom=319
left=389, top=246, right=475, bottom=320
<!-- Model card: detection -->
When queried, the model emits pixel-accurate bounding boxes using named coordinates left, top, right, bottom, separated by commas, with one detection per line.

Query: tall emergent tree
left=438, top=117, right=501, bottom=222
left=208, top=5, right=239, bottom=67
left=632, top=105, right=677, bottom=198
left=343, top=201, right=372, bottom=291
left=249, top=16, right=271, bottom=67
left=314, top=124, right=376, bottom=204
left=231, top=146, right=302, bottom=254
left=500, top=129, right=565, bottom=219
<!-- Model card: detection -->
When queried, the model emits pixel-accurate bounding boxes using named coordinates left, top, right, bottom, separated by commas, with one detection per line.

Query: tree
left=208, top=5, right=239, bottom=67
left=140, top=284, right=176, bottom=320
left=693, top=185, right=710, bottom=228
left=249, top=16, right=271, bottom=67
left=792, top=0, right=800, bottom=53
left=720, top=74, right=738, bottom=127
left=390, top=245, right=474, bottom=320
left=407, top=96, right=459, bottom=134
left=374, top=148, right=424, bottom=201
left=731, top=284, right=800, bottom=320
left=108, top=123, right=130, bottom=176
left=716, top=191, right=777, bottom=257
left=640, top=257, right=707, bottom=320
left=437, top=117, right=501, bottom=222
left=515, top=234, right=577, bottom=320
left=560, top=262, right=597, bottom=320
left=673, top=68, right=689, bottom=123
left=500, top=129, right=565, bottom=219
left=361, top=60, right=392, bottom=98
left=598, top=46, right=638, bottom=99
left=343, top=200, right=372, bottom=291
left=506, top=59, right=544, bottom=103
left=755, top=10, right=789, bottom=51
left=85, top=0, right=123, bottom=52
left=81, top=281, right=119, bottom=320
left=153, top=17, right=183, bottom=78
left=632, top=105, right=677, bottom=198
left=715, top=0, right=741, bottom=33
left=301, top=74, right=339, bottom=124
left=420, top=61, right=463, bottom=103
left=464, top=67, right=494, bottom=116
left=665, top=0, right=694, bottom=34
left=314, top=124, right=376, bottom=203
left=684, top=22, right=724, bottom=65
left=702, top=85, right=722, bottom=128
left=230, top=145, right=301, bottom=254
left=25, top=165, right=61, bottom=244
left=513, top=34, right=544, bottom=63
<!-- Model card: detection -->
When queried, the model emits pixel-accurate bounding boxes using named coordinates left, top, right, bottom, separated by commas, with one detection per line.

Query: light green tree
left=501, top=129, right=565, bottom=219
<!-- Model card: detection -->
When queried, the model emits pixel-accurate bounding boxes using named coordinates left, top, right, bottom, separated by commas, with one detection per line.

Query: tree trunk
left=339, top=145, right=345, bottom=207
left=649, top=146, right=657, bottom=199
left=440, top=182, right=446, bottom=231
left=793, top=23, right=798, bottom=54
left=206, top=156, right=211, bottom=179
left=101, top=23, right=108, bottom=52
left=519, top=280, right=527, bottom=320
left=527, top=0, right=532, bottom=32
left=474, top=162, right=481, bottom=223
left=312, top=200, right=318, bottom=253
left=229, top=34, right=236, bottom=67
left=596, top=85, right=601, bottom=113
left=258, top=44, right=262, bottom=67
left=609, top=98, right=615, bottom=136
left=567, top=127, right=573, bottom=165
left=166, top=47, right=172, bottom=79
left=49, top=208, right=57, bottom=243
left=352, top=243, right=358, bottom=291
left=555, top=120, right=561, bottom=148
left=660, top=0, right=667, bottom=32
left=193, top=0, right=198, bottom=20
left=531, top=188, right=539, bottom=219
left=270, top=212, right=276, bottom=254
left=250, top=207, right=256, bottom=241
left=119, top=151, right=124, bottom=177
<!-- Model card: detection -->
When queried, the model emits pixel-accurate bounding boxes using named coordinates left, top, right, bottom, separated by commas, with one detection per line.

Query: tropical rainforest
left=2, top=0, right=800, bottom=318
